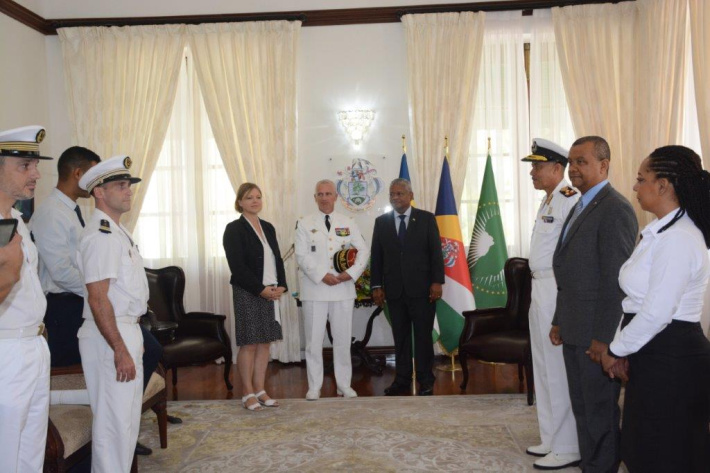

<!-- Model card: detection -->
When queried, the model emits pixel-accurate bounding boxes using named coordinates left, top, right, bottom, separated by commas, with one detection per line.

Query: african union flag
left=434, top=156, right=475, bottom=353
left=467, top=147, right=508, bottom=308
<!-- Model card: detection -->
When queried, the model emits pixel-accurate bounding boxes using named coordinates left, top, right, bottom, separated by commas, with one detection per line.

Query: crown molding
left=0, top=0, right=631, bottom=36
left=0, top=0, right=53, bottom=34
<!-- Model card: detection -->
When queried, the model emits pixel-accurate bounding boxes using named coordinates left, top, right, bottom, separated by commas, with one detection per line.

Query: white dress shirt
left=610, top=210, right=710, bottom=357
left=0, top=208, right=46, bottom=330
left=30, top=188, right=85, bottom=296
left=393, top=206, right=412, bottom=231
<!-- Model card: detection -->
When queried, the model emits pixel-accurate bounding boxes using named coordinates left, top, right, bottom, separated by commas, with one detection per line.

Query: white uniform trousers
left=302, top=300, right=353, bottom=391
left=79, top=321, right=143, bottom=473
left=0, top=336, right=50, bottom=473
left=529, top=277, right=579, bottom=454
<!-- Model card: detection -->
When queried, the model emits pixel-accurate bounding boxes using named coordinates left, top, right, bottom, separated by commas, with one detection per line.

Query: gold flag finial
left=487, top=136, right=491, bottom=152
left=402, top=134, right=406, bottom=153
left=444, top=136, right=449, bottom=157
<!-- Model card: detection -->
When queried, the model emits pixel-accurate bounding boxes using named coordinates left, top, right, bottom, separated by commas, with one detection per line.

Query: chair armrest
left=178, top=312, right=229, bottom=342
left=459, top=308, right=509, bottom=344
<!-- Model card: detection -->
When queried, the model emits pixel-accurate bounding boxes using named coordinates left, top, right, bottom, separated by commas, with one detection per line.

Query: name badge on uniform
left=311, top=245, right=316, bottom=252
left=542, top=216, right=554, bottom=223
left=335, top=227, right=350, bottom=237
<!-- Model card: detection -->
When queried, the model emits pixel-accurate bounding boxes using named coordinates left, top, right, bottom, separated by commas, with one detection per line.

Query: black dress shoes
left=167, top=415, right=183, bottom=424
left=384, top=382, right=410, bottom=396
left=418, top=384, right=434, bottom=396
left=135, top=442, right=152, bottom=456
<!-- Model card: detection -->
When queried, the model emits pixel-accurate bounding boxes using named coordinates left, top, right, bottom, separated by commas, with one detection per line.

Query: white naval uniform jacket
left=295, top=211, right=370, bottom=301
left=529, top=180, right=579, bottom=274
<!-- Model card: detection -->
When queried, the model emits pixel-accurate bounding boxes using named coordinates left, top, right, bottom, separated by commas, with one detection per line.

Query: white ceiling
left=15, top=0, right=516, bottom=20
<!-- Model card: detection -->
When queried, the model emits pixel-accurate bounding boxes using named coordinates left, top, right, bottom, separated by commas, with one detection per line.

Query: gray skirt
left=232, top=285, right=283, bottom=347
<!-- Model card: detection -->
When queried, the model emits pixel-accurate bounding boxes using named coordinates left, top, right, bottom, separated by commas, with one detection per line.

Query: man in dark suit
left=371, top=178, right=444, bottom=396
left=550, top=136, right=638, bottom=473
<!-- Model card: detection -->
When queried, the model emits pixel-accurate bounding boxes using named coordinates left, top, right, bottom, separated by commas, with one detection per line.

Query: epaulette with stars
left=99, top=219, right=112, bottom=234
left=559, top=186, right=578, bottom=197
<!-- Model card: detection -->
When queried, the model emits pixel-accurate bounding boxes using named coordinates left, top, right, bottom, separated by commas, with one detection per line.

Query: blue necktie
left=398, top=214, right=407, bottom=244
left=563, top=199, right=584, bottom=242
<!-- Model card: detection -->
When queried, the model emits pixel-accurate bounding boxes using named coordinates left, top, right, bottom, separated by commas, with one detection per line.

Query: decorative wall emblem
left=336, top=158, right=384, bottom=212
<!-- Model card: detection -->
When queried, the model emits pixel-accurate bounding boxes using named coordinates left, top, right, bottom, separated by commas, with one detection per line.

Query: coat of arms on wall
left=335, top=158, right=384, bottom=212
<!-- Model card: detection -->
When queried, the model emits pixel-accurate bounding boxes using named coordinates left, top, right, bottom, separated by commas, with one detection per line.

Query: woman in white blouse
left=601, top=146, right=710, bottom=473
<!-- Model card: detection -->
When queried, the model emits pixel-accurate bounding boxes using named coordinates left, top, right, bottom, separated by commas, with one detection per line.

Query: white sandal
left=255, top=390, right=279, bottom=408
left=241, top=393, right=263, bottom=411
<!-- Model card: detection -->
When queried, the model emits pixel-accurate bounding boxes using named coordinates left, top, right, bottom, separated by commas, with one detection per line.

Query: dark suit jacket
left=552, top=183, right=638, bottom=347
left=370, top=207, right=445, bottom=299
left=223, top=216, right=287, bottom=296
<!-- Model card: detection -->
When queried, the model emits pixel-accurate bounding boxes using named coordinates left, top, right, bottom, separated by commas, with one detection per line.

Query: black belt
left=47, top=292, right=82, bottom=299
left=622, top=312, right=701, bottom=330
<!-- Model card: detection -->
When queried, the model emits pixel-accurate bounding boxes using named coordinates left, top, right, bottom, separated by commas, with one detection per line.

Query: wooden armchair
left=145, top=266, right=233, bottom=395
left=458, top=257, right=534, bottom=405
left=44, top=364, right=167, bottom=472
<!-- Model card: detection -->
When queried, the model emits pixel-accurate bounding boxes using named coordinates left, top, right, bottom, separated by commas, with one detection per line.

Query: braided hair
left=647, top=145, right=710, bottom=248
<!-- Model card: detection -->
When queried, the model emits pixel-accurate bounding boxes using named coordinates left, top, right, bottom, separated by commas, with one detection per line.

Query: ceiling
left=15, top=0, right=517, bottom=20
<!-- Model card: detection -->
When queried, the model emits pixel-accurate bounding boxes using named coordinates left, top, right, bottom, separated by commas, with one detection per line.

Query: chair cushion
left=52, top=373, right=164, bottom=403
left=162, top=337, right=228, bottom=365
left=461, top=330, right=530, bottom=364
left=144, top=372, right=165, bottom=400
left=50, top=373, right=85, bottom=390
left=49, top=405, right=93, bottom=458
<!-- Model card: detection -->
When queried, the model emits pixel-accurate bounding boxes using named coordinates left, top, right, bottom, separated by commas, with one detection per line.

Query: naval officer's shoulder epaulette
left=99, top=219, right=112, bottom=234
left=560, top=186, right=578, bottom=197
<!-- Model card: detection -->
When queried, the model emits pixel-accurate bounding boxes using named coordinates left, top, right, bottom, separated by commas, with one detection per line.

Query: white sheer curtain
left=134, top=50, right=238, bottom=362
left=402, top=12, right=485, bottom=211
left=58, top=25, right=186, bottom=231
left=460, top=13, right=530, bottom=258
left=187, top=21, right=301, bottom=362
left=459, top=12, right=575, bottom=259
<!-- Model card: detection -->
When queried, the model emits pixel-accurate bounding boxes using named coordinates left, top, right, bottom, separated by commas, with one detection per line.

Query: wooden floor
left=166, top=355, right=528, bottom=401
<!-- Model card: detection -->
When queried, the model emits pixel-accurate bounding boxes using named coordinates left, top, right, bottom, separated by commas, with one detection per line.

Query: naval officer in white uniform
left=77, top=155, right=148, bottom=473
left=295, top=179, right=369, bottom=400
left=522, top=139, right=582, bottom=470
left=0, top=126, right=52, bottom=473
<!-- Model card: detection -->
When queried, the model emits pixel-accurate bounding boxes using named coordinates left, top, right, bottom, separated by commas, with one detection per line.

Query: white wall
left=0, top=14, right=55, bottom=203
left=298, top=23, right=411, bottom=347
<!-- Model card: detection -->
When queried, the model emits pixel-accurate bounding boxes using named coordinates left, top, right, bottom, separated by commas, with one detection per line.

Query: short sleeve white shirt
left=78, top=209, right=149, bottom=319
left=0, top=208, right=46, bottom=330
left=30, top=188, right=85, bottom=295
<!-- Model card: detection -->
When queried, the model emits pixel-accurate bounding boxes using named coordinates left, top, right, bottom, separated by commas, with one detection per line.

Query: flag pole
left=435, top=135, right=462, bottom=374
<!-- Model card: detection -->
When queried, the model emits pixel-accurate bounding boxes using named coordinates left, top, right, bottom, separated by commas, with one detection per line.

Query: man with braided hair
left=602, top=145, right=710, bottom=473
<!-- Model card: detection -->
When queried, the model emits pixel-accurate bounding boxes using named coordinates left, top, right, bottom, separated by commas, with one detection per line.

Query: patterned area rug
left=137, top=395, right=579, bottom=472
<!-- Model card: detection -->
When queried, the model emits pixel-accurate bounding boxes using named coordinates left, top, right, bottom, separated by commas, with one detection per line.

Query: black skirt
left=621, top=314, right=710, bottom=473
left=231, top=285, right=282, bottom=347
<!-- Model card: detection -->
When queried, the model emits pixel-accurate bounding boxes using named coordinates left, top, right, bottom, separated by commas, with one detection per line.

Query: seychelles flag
left=434, top=157, right=475, bottom=352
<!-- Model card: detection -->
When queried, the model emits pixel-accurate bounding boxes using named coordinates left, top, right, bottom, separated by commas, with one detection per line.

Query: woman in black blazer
left=223, top=183, right=287, bottom=411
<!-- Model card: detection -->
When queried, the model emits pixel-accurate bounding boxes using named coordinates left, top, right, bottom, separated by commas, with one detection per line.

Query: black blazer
left=223, top=216, right=287, bottom=296
left=370, top=207, right=445, bottom=299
